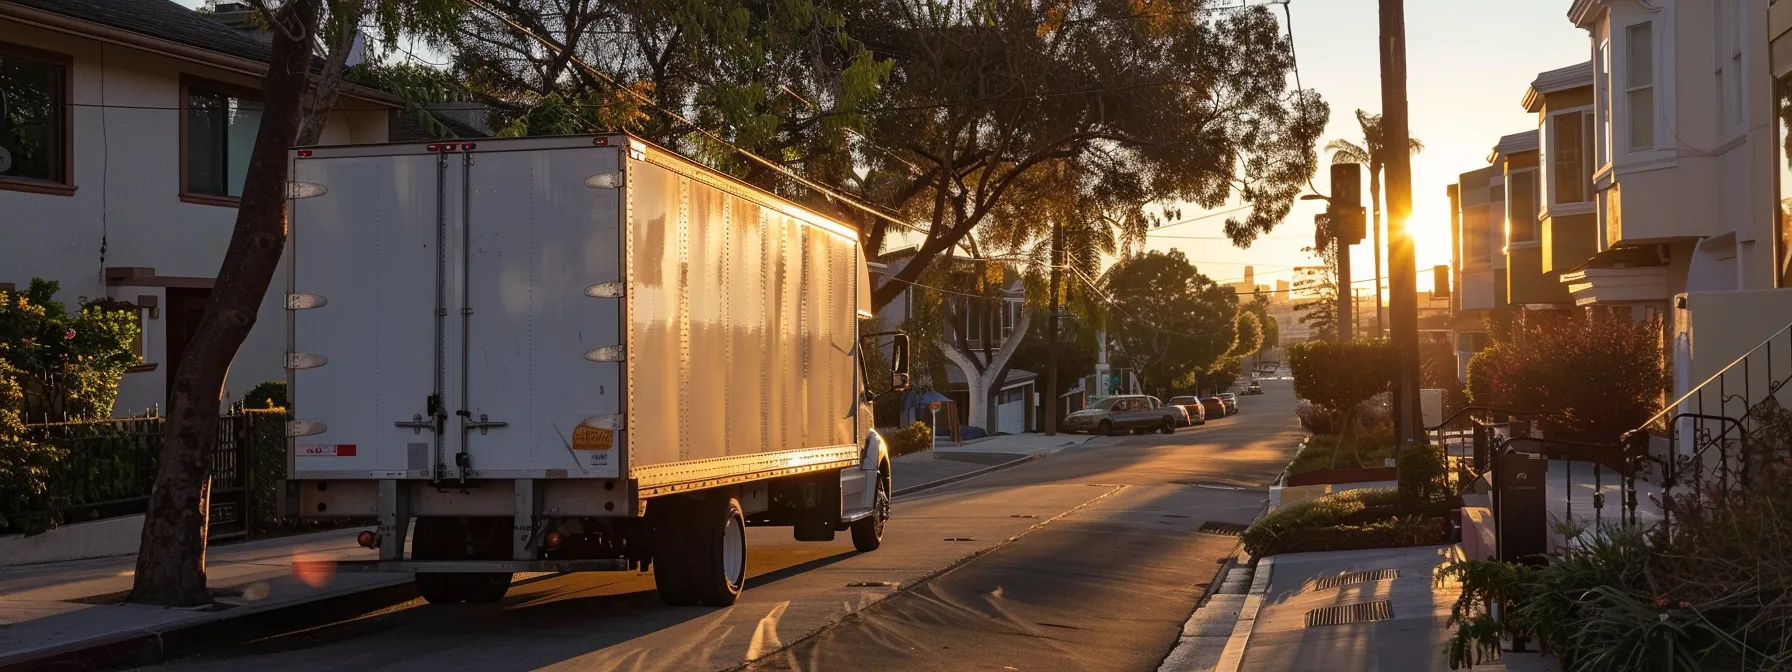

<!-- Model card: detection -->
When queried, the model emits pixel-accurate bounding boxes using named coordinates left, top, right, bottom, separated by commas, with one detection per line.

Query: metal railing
left=1622, top=321, right=1792, bottom=540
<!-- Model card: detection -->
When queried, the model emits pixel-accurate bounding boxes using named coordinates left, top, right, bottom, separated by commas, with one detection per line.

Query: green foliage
left=882, top=421, right=933, bottom=458
left=0, top=361, right=66, bottom=534
left=1104, top=250, right=1239, bottom=396
left=242, top=381, right=288, bottom=410
left=1288, top=339, right=1397, bottom=422
left=344, top=62, right=473, bottom=138
left=1242, top=488, right=1445, bottom=557
left=0, top=279, right=141, bottom=422
left=1243, top=294, right=1280, bottom=351
left=1397, top=442, right=1449, bottom=512
left=1201, top=356, right=1245, bottom=395
left=1230, top=311, right=1263, bottom=358
left=1466, top=310, right=1664, bottom=443
left=1287, top=433, right=1396, bottom=475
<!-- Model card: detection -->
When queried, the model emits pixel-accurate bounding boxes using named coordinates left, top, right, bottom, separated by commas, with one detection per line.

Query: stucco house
left=1, top=0, right=405, bottom=415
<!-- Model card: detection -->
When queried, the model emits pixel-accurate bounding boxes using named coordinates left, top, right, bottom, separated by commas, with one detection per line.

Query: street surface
left=148, top=382, right=1302, bottom=672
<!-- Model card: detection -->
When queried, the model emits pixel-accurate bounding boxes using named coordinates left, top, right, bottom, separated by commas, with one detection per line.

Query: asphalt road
left=149, top=381, right=1302, bottom=672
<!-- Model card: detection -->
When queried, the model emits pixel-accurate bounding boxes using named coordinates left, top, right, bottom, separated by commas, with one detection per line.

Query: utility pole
left=1044, top=218, right=1063, bottom=436
left=1381, top=0, right=1422, bottom=446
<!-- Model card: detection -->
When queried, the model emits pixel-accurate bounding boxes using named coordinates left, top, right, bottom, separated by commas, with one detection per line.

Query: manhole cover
left=1305, top=600, right=1393, bottom=627
left=1312, top=569, right=1401, bottom=591
left=1197, top=521, right=1246, bottom=536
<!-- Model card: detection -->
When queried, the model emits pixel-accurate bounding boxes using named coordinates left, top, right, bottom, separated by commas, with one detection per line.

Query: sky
left=1145, top=0, right=1591, bottom=298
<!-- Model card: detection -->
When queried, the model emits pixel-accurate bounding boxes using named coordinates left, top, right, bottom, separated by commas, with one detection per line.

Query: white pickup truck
left=281, top=134, right=909, bottom=607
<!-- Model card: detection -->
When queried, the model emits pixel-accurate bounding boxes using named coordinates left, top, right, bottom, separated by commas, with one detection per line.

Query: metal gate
left=208, top=413, right=252, bottom=541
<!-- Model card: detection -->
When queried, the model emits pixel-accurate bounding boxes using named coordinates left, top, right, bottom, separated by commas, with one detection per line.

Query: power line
left=1148, top=203, right=1256, bottom=231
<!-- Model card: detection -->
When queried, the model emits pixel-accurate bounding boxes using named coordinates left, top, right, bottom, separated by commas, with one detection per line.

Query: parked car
left=1167, top=396, right=1207, bottom=426
left=1063, top=395, right=1181, bottom=435
left=1200, top=396, right=1227, bottom=419
left=1244, top=380, right=1263, bottom=395
left=1218, top=392, right=1239, bottom=415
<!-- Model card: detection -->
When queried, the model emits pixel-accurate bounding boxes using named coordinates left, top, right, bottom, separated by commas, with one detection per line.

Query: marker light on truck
left=286, top=182, right=328, bottom=199
left=544, top=532, right=564, bottom=550
left=583, top=282, right=624, bottom=298
left=583, top=345, right=625, bottom=362
left=285, top=352, right=328, bottom=369
left=286, top=420, right=328, bottom=437
left=285, top=293, right=328, bottom=310
left=584, top=172, right=623, bottom=189
left=579, top=415, right=622, bottom=430
left=356, top=530, right=377, bottom=548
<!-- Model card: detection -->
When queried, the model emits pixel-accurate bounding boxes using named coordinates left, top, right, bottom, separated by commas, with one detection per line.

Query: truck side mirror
left=890, top=334, right=911, bottom=391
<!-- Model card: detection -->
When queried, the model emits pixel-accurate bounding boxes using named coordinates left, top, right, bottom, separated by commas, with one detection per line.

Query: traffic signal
left=1328, top=163, right=1366, bottom=245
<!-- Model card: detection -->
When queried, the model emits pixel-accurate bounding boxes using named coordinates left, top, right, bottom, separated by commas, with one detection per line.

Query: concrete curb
left=1214, top=556, right=1274, bottom=672
left=892, top=452, right=1045, bottom=499
left=2, top=577, right=419, bottom=671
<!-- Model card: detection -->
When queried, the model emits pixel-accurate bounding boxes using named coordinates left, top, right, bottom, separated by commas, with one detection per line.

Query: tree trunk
left=940, top=309, right=1031, bottom=434
left=127, top=0, right=319, bottom=607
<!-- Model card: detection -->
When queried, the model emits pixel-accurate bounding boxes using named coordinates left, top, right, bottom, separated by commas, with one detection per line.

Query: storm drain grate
left=1304, top=600, right=1393, bottom=628
left=1312, top=569, right=1401, bottom=591
left=1197, top=522, right=1246, bottom=536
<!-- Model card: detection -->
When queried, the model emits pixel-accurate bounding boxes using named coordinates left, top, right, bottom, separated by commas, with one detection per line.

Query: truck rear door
left=458, top=143, right=625, bottom=478
left=289, top=149, right=455, bottom=479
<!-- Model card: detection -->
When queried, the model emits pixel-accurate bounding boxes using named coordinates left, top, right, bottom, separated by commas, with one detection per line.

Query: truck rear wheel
left=851, top=469, right=890, bottom=552
left=652, top=495, right=748, bottom=607
left=413, top=517, right=514, bottom=605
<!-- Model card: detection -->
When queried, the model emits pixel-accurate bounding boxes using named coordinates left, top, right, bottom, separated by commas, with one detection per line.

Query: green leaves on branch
left=1288, top=339, right=1397, bottom=420
left=1102, top=250, right=1238, bottom=396
left=0, top=279, right=140, bottom=422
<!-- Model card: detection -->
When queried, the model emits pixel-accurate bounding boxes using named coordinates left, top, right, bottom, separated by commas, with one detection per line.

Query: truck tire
left=650, top=497, right=698, bottom=607
left=690, top=497, right=748, bottom=607
left=851, top=468, right=890, bottom=552
left=413, top=517, right=514, bottom=605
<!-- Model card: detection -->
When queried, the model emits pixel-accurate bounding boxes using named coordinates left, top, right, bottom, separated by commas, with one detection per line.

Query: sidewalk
left=0, top=527, right=414, bottom=669
left=892, top=432, right=1095, bottom=495
left=1230, top=545, right=1559, bottom=672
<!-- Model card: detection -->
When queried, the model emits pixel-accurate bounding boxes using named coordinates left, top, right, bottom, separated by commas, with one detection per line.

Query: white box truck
left=282, top=134, right=910, bottom=607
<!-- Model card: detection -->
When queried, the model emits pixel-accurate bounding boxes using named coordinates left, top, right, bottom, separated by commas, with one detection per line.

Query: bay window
left=1507, top=169, right=1539, bottom=244
left=1626, top=22, right=1656, bottom=152
left=1552, top=110, right=1595, bottom=205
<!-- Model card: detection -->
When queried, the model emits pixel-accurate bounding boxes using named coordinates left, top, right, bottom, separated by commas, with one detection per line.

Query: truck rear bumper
left=297, top=559, right=630, bottom=574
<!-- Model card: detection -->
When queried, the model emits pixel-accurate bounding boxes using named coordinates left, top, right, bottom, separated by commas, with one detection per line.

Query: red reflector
left=297, top=149, right=313, bottom=158
left=544, top=532, right=564, bottom=550
left=593, top=137, right=609, bottom=146
left=461, top=143, right=477, bottom=151
left=357, top=530, right=376, bottom=548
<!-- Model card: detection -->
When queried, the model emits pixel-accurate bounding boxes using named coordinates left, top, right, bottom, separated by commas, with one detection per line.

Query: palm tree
left=1325, top=109, right=1424, bottom=336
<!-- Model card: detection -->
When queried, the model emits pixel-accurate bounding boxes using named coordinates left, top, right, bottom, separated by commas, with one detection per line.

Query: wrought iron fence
left=7, top=412, right=285, bottom=540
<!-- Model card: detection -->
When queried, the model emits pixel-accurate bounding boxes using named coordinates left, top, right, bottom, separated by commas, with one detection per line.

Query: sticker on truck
left=571, top=425, right=613, bottom=468
left=297, top=444, right=357, bottom=457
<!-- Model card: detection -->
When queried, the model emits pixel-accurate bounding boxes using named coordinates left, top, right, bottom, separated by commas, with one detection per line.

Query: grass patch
left=1243, top=488, right=1448, bottom=557
left=1287, top=434, right=1397, bottom=476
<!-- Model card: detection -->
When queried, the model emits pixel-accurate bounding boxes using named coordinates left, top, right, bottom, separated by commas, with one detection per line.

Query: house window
left=1626, top=22, right=1656, bottom=152
left=1777, top=78, right=1792, bottom=288
left=0, top=44, right=70, bottom=188
left=1597, top=41, right=1612, bottom=166
left=1552, top=110, right=1595, bottom=204
left=1507, top=169, right=1539, bottom=243
left=183, top=80, right=263, bottom=200
left=1717, top=0, right=1745, bottom=135
left=1464, top=206, right=1491, bottom=261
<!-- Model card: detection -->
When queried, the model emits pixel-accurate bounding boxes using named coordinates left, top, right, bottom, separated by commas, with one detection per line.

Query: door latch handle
left=465, top=414, right=507, bottom=435
left=395, top=414, right=433, bottom=434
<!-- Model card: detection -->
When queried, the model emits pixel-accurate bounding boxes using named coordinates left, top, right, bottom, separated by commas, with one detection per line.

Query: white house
left=1564, top=0, right=1792, bottom=402
left=1, top=0, right=403, bottom=415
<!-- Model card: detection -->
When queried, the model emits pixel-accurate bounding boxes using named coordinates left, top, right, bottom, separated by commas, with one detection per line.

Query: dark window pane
left=187, top=91, right=227, bottom=195
left=0, top=51, right=66, bottom=182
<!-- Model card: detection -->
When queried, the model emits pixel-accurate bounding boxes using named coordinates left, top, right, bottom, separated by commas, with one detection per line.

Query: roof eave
left=1, top=3, right=400, bottom=108
left=1521, top=86, right=1544, bottom=113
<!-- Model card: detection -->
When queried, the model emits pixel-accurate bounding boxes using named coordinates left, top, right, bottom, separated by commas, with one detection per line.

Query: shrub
left=1289, top=340, right=1397, bottom=464
left=0, top=361, right=66, bottom=533
left=0, top=279, right=140, bottom=422
left=1397, top=442, right=1449, bottom=512
left=1288, top=433, right=1396, bottom=474
left=1466, top=310, right=1663, bottom=443
left=1241, top=488, right=1445, bottom=557
left=241, top=381, right=287, bottom=410
left=883, top=421, right=932, bottom=458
